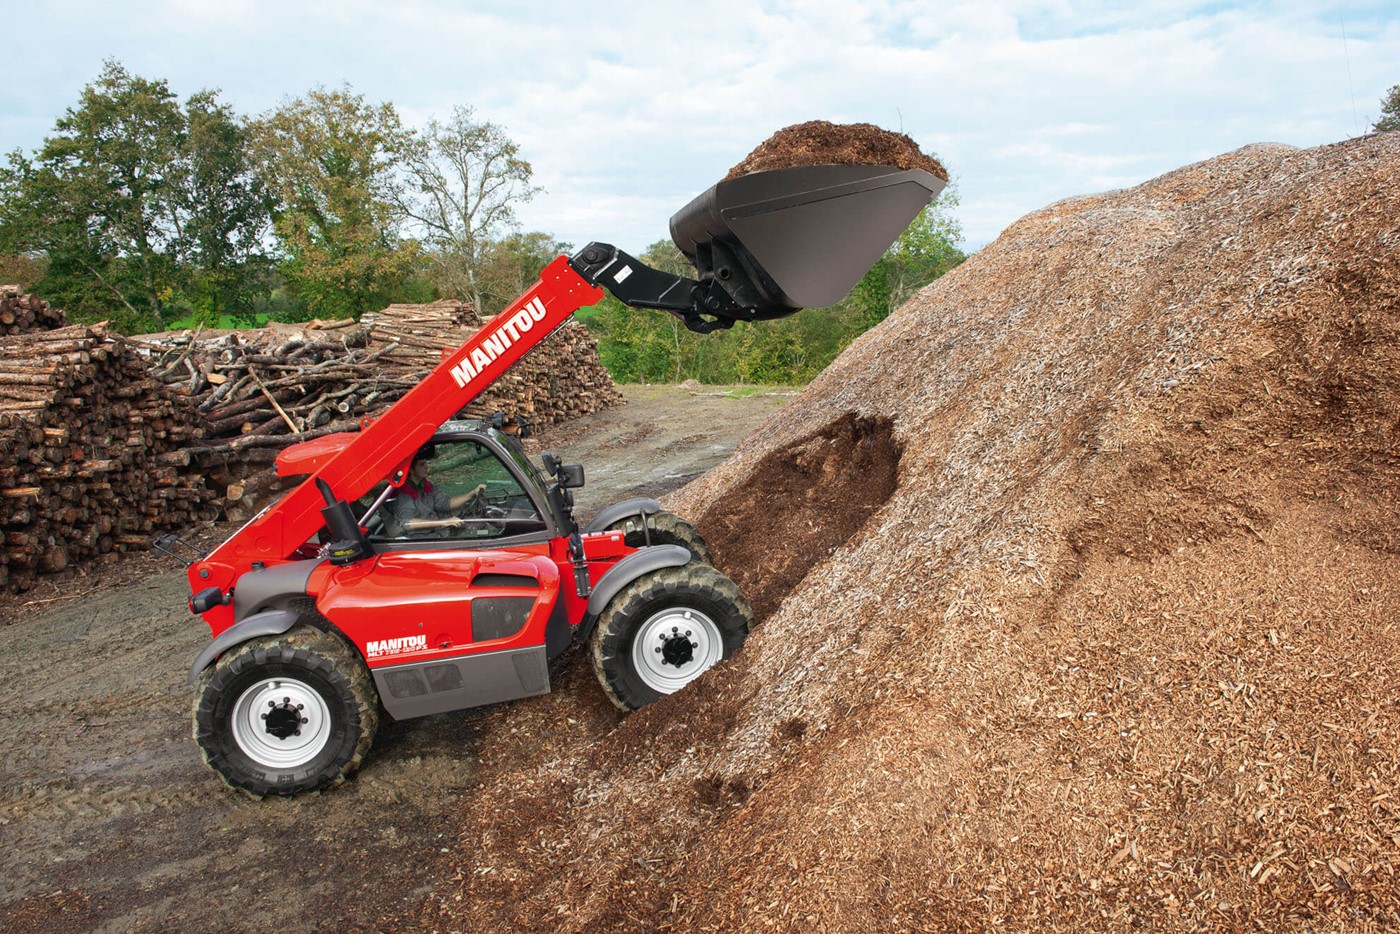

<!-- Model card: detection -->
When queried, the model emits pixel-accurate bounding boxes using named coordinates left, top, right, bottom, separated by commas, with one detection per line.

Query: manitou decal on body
left=366, top=635, right=428, bottom=658
left=449, top=297, right=549, bottom=388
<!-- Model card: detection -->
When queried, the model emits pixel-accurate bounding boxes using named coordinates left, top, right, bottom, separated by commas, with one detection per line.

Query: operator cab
left=356, top=420, right=567, bottom=549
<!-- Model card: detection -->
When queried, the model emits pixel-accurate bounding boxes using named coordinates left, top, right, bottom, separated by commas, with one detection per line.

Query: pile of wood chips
left=424, top=135, right=1400, bottom=931
left=0, top=325, right=213, bottom=591
left=724, top=120, right=948, bottom=181
left=1, top=285, right=66, bottom=335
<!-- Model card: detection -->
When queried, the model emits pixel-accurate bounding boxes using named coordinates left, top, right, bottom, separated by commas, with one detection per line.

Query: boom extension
left=569, top=242, right=766, bottom=335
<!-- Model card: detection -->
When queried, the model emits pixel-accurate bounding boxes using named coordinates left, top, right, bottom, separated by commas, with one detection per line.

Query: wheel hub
left=261, top=697, right=308, bottom=740
left=630, top=607, right=724, bottom=695
left=231, top=677, right=332, bottom=769
left=659, top=628, right=697, bottom=667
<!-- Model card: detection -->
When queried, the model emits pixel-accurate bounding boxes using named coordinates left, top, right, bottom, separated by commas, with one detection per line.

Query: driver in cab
left=390, top=447, right=485, bottom=537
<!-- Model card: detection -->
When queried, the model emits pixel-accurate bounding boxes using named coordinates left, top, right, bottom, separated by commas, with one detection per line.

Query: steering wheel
left=453, top=486, right=506, bottom=536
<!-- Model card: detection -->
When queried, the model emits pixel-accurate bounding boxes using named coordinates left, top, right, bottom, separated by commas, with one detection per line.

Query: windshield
left=357, top=435, right=548, bottom=543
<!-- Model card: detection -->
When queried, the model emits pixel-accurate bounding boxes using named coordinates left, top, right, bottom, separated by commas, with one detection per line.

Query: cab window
left=366, top=439, right=547, bottom=543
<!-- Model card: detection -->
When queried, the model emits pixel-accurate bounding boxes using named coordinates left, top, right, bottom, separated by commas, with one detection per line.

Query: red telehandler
left=179, top=161, right=944, bottom=795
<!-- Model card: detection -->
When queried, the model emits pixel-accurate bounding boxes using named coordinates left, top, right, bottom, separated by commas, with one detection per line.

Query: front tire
left=193, top=625, right=379, bottom=797
left=590, top=563, right=751, bottom=710
left=606, top=509, right=714, bottom=564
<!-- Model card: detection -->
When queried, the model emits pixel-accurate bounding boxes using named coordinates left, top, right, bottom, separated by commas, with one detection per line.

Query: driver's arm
left=446, top=484, right=486, bottom=510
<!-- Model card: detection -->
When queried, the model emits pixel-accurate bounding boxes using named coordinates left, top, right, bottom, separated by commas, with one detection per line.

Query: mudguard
left=578, top=544, right=690, bottom=641
left=187, top=608, right=300, bottom=684
left=584, top=498, right=662, bottom=534
left=232, top=559, right=322, bottom=621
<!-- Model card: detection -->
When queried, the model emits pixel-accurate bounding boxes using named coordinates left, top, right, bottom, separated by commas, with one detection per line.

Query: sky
left=1, top=0, right=1397, bottom=254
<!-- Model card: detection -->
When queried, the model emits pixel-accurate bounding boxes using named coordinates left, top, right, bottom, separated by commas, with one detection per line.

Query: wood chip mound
left=424, top=134, right=1400, bottom=932
left=724, top=120, right=948, bottom=181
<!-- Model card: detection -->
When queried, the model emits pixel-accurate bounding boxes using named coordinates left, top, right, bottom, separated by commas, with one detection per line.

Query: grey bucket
left=670, top=164, right=946, bottom=314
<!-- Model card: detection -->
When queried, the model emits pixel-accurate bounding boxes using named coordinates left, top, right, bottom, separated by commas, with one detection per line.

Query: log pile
left=0, top=324, right=216, bottom=591
left=362, top=299, right=480, bottom=333
left=1, top=285, right=67, bottom=335
left=0, top=297, right=621, bottom=588
left=136, top=301, right=621, bottom=519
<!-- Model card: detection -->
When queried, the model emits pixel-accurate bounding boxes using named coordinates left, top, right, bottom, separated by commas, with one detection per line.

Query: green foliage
left=400, top=106, right=542, bottom=313
left=248, top=85, right=420, bottom=319
left=0, top=61, right=270, bottom=332
left=584, top=182, right=967, bottom=385
left=1376, top=85, right=1400, bottom=133
left=472, top=231, right=568, bottom=317
left=177, top=91, right=272, bottom=326
left=0, top=252, right=46, bottom=288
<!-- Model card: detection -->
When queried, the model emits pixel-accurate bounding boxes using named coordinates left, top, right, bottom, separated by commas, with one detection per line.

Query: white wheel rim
left=231, top=677, right=333, bottom=769
left=631, top=606, right=723, bottom=694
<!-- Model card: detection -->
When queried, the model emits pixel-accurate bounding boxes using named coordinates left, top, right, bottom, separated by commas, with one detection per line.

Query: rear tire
left=590, top=563, right=751, bottom=710
left=606, top=509, right=714, bottom=564
left=193, top=625, right=379, bottom=797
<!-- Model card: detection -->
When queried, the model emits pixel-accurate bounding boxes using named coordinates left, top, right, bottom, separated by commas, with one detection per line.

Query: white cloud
left=1, top=0, right=1397, bottom=255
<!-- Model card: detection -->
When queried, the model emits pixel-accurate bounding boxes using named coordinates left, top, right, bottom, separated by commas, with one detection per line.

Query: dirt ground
left=0, top=383, right=792, bottom=933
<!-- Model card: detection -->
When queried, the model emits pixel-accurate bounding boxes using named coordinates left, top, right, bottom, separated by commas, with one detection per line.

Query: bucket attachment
left=569, top=163, right=944, bottom=333
left=671, top=164, right=946, bottom=315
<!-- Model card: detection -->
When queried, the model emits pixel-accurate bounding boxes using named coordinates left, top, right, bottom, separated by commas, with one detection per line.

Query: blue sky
left=2, top=0, right=1396, bottom=253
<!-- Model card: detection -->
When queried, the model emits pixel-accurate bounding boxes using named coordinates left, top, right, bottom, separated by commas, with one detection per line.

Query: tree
left=0, top=61, right=269, bottom=330
left=249, top=85, right=419, bottom=318
left=847, top=187, right=966, bottom=330
left=1376, top=85, right=1400, bottom=133
left=472, top=231, right=568, bottom=317
left=399, top=106, right=541, bottom=312
left=179, top=92, right=271, bottom=324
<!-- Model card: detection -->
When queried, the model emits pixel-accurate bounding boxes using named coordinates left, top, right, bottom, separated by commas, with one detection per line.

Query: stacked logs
left=1, top=285, right=67, bottom=335
left=0, top=324, right=217, bottom=591
left=362, top=299, right=480, bottom=333
left=138, top=301, right=621, bottom=520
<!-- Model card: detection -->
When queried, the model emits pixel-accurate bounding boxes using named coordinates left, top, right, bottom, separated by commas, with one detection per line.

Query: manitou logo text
left=366, top=635, right=428, bottom=658
left=449, top=297, right=549, bottom=389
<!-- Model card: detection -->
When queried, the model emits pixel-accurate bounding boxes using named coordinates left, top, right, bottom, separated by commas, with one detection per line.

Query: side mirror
left=557, top=464, right=585, bottom=490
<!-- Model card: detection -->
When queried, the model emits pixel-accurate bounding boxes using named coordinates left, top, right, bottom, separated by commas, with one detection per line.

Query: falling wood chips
left=422, top=135, right=1400, bottom=932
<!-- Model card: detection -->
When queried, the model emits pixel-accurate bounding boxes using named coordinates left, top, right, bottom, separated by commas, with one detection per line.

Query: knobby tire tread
left=590, top=564, right=751, bottom=711
left=193, top=624, right=379, bottom=798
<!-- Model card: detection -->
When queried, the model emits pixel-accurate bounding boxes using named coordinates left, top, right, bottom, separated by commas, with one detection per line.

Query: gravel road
left=0, top=384, right=790, bottom=932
